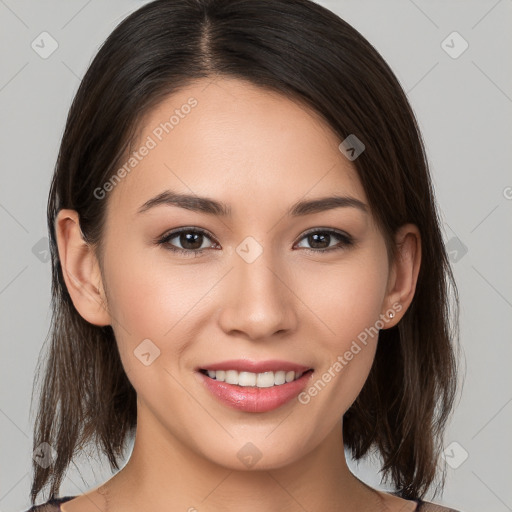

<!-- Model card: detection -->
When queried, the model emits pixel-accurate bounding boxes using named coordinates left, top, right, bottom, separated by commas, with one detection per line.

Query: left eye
left=295, top=229, right=353, bottom=252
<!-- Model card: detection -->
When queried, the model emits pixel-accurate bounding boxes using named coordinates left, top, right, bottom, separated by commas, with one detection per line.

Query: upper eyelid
left=299, top=227, right=351, bottom=238
left=165, top=226, right=217, bottom=238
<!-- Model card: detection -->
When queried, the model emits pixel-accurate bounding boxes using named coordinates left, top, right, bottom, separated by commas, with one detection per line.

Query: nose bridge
left=218, top=241, right=296, bottom=339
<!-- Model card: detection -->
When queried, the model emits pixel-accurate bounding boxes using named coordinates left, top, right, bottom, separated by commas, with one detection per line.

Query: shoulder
left=23, top=496, right=77, bottom=512
left=417, top=500, right=462, bottom=512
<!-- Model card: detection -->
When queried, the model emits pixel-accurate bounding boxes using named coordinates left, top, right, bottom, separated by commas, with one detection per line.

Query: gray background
left=1, top=1, right=511, bottom=511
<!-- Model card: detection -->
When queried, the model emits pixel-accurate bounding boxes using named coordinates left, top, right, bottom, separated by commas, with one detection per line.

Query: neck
left=100, top=402, right=383, bottom=512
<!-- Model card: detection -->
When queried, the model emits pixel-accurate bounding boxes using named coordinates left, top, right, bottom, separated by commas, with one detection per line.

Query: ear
left=55, top=209, right=111, bottom=326
left=380, top=223, right=421, bottom=328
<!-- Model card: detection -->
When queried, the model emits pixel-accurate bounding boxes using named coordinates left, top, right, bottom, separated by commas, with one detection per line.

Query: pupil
left=181, top=232, right=202, bottom=250
left=309, top=233, right=329, bottom=249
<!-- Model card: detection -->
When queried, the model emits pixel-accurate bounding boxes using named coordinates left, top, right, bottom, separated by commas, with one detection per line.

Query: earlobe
left=381, top=223, right=421, bottom=327
left=55, top=209, right=111, bottom=326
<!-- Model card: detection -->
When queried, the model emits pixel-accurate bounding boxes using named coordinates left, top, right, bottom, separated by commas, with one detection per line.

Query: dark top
left=24, top=495, right=462, bottom=511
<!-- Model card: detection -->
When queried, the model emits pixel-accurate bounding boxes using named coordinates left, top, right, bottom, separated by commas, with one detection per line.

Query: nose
left=217, top=248, right=298, bottom=341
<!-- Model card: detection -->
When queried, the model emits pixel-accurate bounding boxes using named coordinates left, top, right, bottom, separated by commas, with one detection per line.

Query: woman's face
left=95, top=77, right=400, bottom=469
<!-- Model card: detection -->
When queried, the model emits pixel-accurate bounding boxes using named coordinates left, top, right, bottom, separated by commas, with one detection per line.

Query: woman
left=26, top=0, right=462, bottom=510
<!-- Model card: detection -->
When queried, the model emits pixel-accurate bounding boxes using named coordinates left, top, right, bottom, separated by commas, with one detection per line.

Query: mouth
left=195, top=364, right=314, bottom=413
left=198, top=368, right=314, bottom=388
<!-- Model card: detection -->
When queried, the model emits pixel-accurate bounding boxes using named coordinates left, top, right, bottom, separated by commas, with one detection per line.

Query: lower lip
left=197, top=370, right=314, bottom=413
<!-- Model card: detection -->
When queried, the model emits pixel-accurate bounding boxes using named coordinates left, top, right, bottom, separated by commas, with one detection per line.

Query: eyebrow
left=137, top=190, right=368, bottom=217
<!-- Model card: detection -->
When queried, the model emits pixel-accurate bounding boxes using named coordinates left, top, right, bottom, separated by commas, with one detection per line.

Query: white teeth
left=203, top=369, right=306, bottom=387
left=238, top=371, right=256, bottom=386
left=256, top=372, right=274, bottom=388
left=225, top=370, right=239, bottom=385
left=274, top=371, right=286, bottom=385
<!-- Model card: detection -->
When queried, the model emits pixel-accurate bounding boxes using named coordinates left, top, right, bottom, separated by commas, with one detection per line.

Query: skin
left=56, top=77, right=421, bottom=512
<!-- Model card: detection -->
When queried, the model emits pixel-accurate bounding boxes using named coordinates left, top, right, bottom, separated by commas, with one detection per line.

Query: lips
left=196, top=359, right=312, bottom=374
left=194, top=359, right=314, bottom=412
left=196, top=368, right=314, bottom=413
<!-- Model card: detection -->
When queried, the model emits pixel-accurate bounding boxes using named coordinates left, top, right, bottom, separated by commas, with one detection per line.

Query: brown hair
left=30, top=0, right=461, bottom=505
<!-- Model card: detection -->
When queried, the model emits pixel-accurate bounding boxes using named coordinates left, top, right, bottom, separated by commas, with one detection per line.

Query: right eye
left=156, top=227, right=219, bottom=257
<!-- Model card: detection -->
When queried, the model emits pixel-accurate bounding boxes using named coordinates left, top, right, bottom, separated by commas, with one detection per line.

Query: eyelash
left=156, top=227, right=354, bottom=257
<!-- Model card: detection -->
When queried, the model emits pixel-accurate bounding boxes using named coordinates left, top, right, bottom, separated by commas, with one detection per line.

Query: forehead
left=107, top=77, right=367, bottom=219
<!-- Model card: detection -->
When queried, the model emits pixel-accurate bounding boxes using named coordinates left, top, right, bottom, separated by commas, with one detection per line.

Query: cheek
left=104, top=245, right=216, bottom=330
left=294, top=250, right=388, bottom=415
left=101, top=248, right=216, bottom=379
left=296, top=249, right=389, bottom=341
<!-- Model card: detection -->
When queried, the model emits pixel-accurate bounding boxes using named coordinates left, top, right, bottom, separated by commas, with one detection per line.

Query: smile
left=199, top=369, right=310, bottom=388
left=196, top=368, right=314, bottom=413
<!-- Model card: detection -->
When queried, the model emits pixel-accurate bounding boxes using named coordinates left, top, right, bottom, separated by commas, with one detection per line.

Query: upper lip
left=198, top=359, right=312, bottom=373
